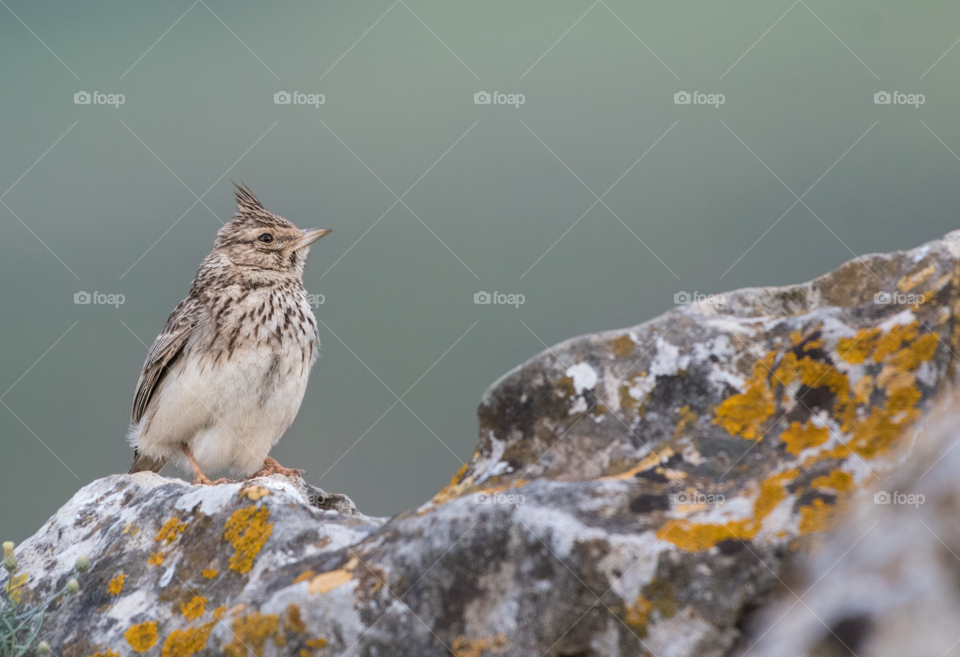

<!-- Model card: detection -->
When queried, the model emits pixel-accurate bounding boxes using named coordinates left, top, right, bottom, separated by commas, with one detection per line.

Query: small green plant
left=1, top=542, right=84, bottom=657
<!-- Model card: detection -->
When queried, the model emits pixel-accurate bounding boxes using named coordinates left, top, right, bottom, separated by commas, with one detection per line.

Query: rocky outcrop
left=4, top=232, right=960, bottom=657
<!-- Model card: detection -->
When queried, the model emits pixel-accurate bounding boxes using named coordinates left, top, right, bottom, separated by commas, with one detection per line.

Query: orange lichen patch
left=604, top=447, right=675, bottom=481
left=426, top=464, right=474, bottom=509
left=802, top=339, right=824, bottom=352
left=89, top=651, right=120, bottom=657
left=293, top=570, right=315, bottom=584
left=223, top=506, right=274, bottom=574
left=658, top=470, right=797, bottom=551
left=148, top=552, right=165, bottom=566
left=181, top=595, right=207, bottom=620
left=781, top=421, right=829, bottom=456
left=239, top=486, right=272, bottom=501
left=123, top=524, right=140, bottom=536
left=773, top=351, right=799, bottom=385
left=284, top=603, right=306, bottom=634
left=155, top=517, right=187, bottom=545
left=300, top=651, right=310, bottom=657
left=799, top=498, right=834, bottom=534
left=811, top=470, right=855, bottom=494
left=853, top=375, right=874, bottom=404
left=622, top=595, right=652, bottom=637
left=5, top=573, right=27, bottom=604
left=610, top=334, right=636, bottom=358
left=673, top=406, right=697, bottom=439
left=308, top=569, right=353, bottom=595
left=452, top=633, right=508, bottom=657
left=124, top=621, right=158, bottom=653
left=887, top=332, right=939, bottom=371
left=305, top=638, right=328, bottom=648
left=898, top=265, right=935, bottom=292
left=161, top=624, right=214, bottom=657
left=837, top=329, right=880, bottom=364
left=223, top=612, right=280, bottom=657
left=873, top=322, right=919, bottom=362
left=714, top=355, right=776, bottom=441
left=107, top=574, right=125, bottom=596
left=202, top=569, right=218, bottom=579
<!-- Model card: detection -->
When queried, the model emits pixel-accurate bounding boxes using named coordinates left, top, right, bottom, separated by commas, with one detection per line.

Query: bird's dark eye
left=258, top=233, right=273, bottom=243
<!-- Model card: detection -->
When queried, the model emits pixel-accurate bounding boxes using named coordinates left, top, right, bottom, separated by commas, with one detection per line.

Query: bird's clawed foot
left=191, top=473, right=236, bottom=486
left=248, top=456, right=306, bottom=480
left=182, top=443, right=235, bottom=486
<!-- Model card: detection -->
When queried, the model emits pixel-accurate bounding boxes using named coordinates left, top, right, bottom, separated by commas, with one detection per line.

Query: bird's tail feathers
left=128, top=449, right=166, bottom=474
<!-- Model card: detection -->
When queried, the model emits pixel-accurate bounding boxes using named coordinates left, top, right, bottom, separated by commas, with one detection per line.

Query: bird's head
left=213, top=183, right=331, bottom=275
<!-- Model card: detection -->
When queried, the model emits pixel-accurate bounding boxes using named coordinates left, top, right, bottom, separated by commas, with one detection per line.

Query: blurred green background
left=1, top=1, right=958, bottom=542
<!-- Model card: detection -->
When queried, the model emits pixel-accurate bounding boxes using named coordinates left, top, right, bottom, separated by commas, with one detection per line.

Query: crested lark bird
left=127, top=184, right=331, bottom=485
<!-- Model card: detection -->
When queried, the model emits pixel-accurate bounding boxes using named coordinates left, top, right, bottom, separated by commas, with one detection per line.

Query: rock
left=4, top=231, right=960, bottom=657
left=737, top=400, right=960, bottom=657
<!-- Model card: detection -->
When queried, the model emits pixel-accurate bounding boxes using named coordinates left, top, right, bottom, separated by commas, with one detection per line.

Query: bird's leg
left=248, top=456, right=305, bottom=480
left=182, top=443, right=235, bottom=485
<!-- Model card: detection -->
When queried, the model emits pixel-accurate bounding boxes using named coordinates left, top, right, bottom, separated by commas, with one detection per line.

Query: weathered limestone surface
left=5, top=232, right=960, bottom=657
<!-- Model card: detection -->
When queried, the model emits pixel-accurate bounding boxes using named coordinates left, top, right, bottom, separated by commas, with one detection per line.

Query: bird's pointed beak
left=294, top=228, right=332, bottom=250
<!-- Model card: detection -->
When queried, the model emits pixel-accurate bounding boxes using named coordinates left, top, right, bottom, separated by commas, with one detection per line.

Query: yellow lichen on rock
left=781, top=421, right=829, bottom=456
left=161, top=624, right=214, bottom=657
left=798, top=498, right=833, bottom=534
left=452, top=633, right=508, bottom=657
left=837, top=328, right=880, bottom=364
left=293, top=570, right=315, bottom=584
left=223, top=612, right=279, bottom=657
left=223, top=506, right=274, bottom=574
left=810, top=470, right=854, bottom=493
left=181, top=595, right=207, bottom=620
left=148, top=552, right=164, bottom=566
left=107, top=574, right=125, bottom=596
left=714, top=355, right=776, bottom=441
left=202, top=569, right=218, bottom=579
left=124, top=621, right=158, bottom=653
left=305, top=638, right=328, bottom=648
left=239, top=486, right=272, bottom=501
left=284, top=603, right=306, bottom=634
left=155, top=517, right=187, bottom=545
left=658, top=470, right=797, bottom=551
left=622, top=595, right=652, bottom=637
left=308, top=569, right=352, bottom=594
left=88, top=651, right=120, bottom=657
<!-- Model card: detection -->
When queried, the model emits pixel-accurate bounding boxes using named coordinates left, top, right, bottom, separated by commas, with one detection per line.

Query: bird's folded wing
left=132, top=297, right=199, bottom=423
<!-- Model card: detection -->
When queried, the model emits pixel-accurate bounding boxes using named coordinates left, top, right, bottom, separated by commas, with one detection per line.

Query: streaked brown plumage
left=127, top=184, right=331, bottom=484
